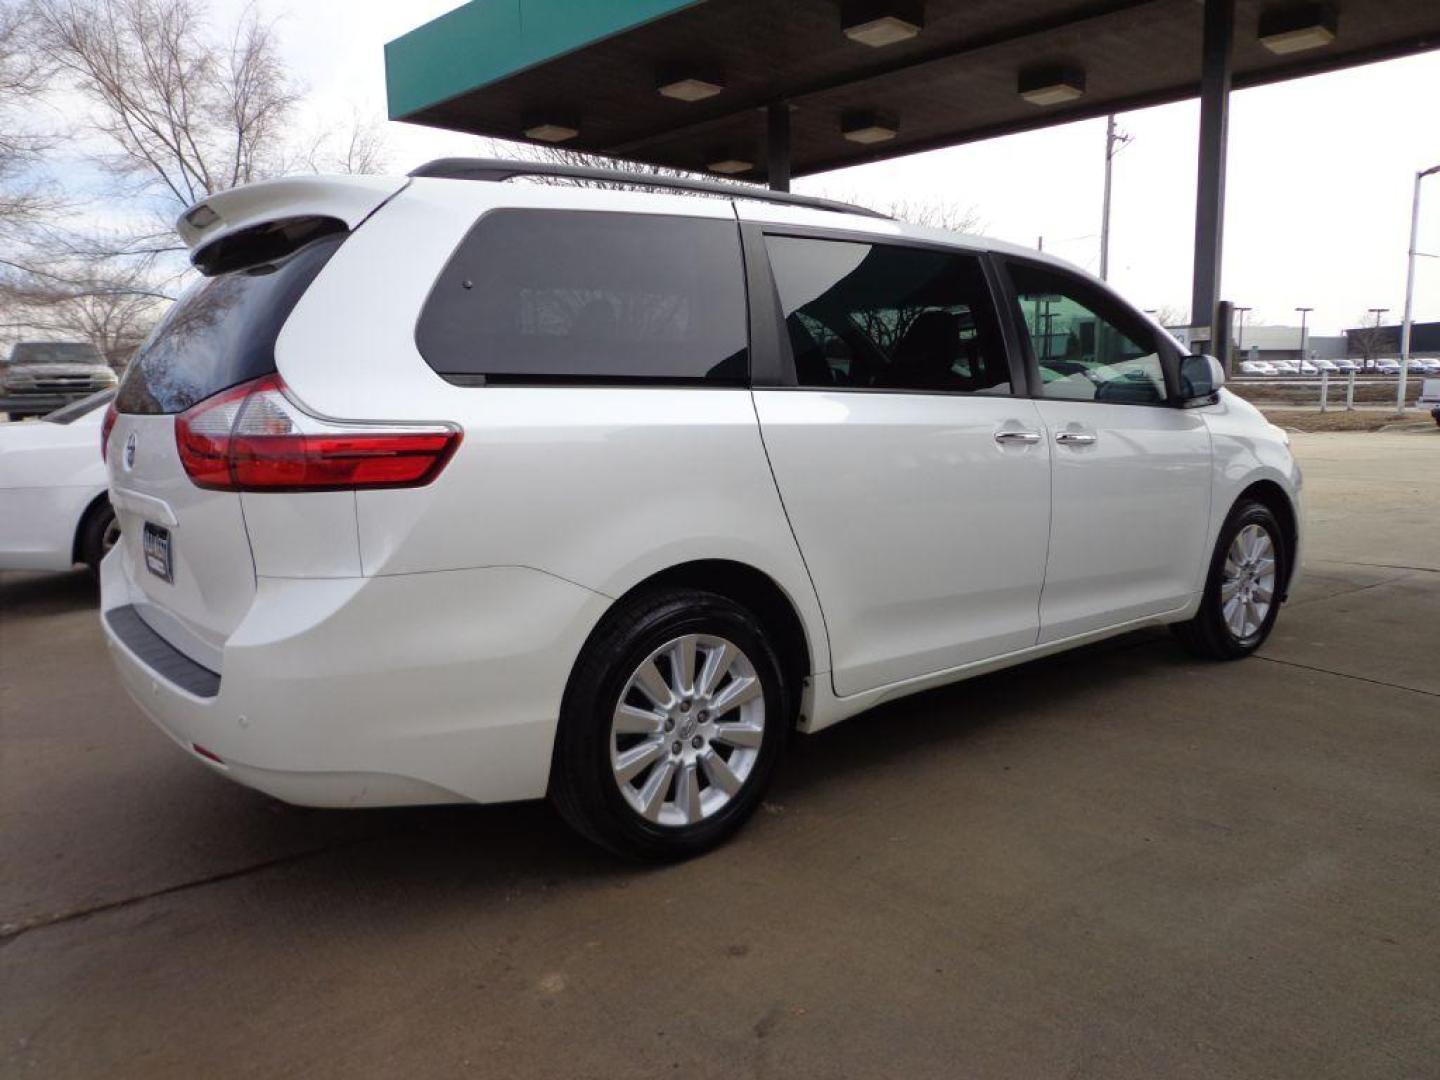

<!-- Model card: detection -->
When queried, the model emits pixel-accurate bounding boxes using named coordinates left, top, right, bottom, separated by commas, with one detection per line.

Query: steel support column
left=1190, top=0, right=1234, bottom=355
left=767, top=102, right=791, bottom=193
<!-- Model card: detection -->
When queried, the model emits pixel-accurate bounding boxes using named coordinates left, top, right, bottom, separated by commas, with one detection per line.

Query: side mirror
left=1177, top=353, right=1225, bottom=405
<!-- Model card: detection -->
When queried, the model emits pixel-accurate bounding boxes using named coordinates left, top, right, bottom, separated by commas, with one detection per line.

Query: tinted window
left=116, top=234, right=344, bottom=415
left=1009, top=262, right=1167, bottom=404
left=765, top=236, right=1010, bottom=393
left=416, top=210, right=748, bottom=385
left=8, top=342, right=105, bottom=366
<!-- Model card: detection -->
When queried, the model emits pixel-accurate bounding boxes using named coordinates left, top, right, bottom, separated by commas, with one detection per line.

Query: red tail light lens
left=174, top=376, right=461, bottom=492
left=100, top=402, right=118, bottom=462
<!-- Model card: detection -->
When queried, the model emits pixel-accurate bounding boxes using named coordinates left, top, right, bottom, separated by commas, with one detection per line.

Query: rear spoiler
left=176, top=175, right=409, bottom=265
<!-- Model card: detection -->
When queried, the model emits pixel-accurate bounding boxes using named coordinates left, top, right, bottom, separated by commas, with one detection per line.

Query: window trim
left=749, top=225, right=1026, bottom=398
left=994, top=255, right=1185, bottom=407
left=412, top=207, right=754, bottom=390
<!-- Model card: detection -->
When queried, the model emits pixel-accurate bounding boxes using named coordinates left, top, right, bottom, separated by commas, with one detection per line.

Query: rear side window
left=115, top=234, right=345, bottom=415
left=416, top=210, right=748, bottom=385
left=765, top=235, right=1010, bottom=394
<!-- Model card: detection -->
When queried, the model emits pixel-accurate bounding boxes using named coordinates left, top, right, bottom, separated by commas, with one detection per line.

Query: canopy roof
left=386, top=0, right=1440, bottom=182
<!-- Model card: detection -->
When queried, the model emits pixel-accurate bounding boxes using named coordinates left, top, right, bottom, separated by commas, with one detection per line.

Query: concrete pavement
left=2, top=429, right=1436, bottom=1079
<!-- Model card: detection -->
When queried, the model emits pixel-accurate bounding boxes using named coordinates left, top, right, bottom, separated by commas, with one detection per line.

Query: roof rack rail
left=407, top=158, right=888, bottom=219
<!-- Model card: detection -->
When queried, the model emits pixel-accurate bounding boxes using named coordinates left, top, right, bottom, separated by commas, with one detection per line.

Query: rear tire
left=78, top=500, right=119, bottom=577
left=1172, top=498, right=1286, bottom=660
left=550, top=587, right=790, bottom=860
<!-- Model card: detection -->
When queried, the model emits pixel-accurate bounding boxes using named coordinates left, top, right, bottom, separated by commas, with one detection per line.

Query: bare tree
left=302, top=112, right=389, bottom=176
left=1151, top=303, right=1188, bottom=328
left=878, top=197, right=983, bottom=233
left=1347, top=315, right=1395, bottom=371
left=33, top=0, right=299, bottom=208
left=0, top=3, right=60, bottom=239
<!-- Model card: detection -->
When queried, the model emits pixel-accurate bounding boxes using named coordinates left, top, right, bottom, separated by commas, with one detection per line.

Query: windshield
left=43, top=389, right=115, bottom=424
left=6, top=342, right=106, bottom=366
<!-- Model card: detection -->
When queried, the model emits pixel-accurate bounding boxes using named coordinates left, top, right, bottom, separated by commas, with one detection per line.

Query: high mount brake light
left=174, top=376, right=461, bottom=492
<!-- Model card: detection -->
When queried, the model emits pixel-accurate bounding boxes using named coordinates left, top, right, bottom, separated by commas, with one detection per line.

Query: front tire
left=550, top=588, right=789, bottom=860
left=1173, top=499, right=1286, bottom=660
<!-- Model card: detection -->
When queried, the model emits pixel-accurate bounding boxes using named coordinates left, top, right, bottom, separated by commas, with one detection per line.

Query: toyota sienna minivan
left=101, top=159, right=1302, bottom=858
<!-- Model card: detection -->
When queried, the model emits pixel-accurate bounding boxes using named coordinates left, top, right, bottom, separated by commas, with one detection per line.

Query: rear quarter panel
left=269, top=179, right=832, bottom=682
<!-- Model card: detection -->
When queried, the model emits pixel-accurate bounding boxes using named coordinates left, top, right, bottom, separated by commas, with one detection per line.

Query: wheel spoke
left=668, top=637, right=697, bottom=698
left=1220, top=578, right=1242, bottom=601
left=673, top=762, right=702, bottom=824
left=632, top=660, right=674, bottom=710
left=701, top=749, right=742, bottom=796
left=1224, top=596, right=1245, bottom=636
left=696, top=640, right=735, bottom=698
left=638, top=758, right=677, bottom=821
left=614, top=737, right=665, bottom=784
left=709, top=674, right=760, bottom=716
left=712, top=721, right=763, bottom=749
left=614, top=704, right=664, bottom=735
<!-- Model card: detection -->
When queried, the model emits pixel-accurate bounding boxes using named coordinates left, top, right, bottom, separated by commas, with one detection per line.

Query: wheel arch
left=72, top=491, right=113, bottom=566
left=1233, top=479, right=1299, bottom=599
left=583, top=559, right=815, bottom=726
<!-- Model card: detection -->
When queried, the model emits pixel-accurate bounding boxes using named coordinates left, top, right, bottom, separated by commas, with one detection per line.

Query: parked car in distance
left=1312, top=359, right=1338, bottom=373
left=1331, top=358, right=1358, bottom=374
left=1375, top=359, right=1401, bottom=375
left=1296, top=359, right=1319, bottom=375
left=0, top=390, right=117, bottom=574
left=1405, top=358, right=1440, bottom=375
left=1, top=341, right=118, bottom=420
left=1240, top=360, right=1276, bottom=375
left=100, top=162, right=1303, bottom=859
left=1270, top=360, right=1299, bottom=375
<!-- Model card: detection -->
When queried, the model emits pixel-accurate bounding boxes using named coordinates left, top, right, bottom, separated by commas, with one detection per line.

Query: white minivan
left=102, top=160, right=1302, bottom=858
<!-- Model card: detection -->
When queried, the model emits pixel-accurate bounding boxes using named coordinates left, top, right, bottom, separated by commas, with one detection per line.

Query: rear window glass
left=415, top=210, right=749, bottom=385
left=115, top=234, right=344, bottom=414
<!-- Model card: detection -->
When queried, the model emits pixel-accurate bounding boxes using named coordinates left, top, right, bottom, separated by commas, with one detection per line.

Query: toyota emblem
left=123, top=431, right=138, bottom=471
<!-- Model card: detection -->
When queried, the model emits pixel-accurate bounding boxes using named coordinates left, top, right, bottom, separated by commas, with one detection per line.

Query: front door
left=751, top=232, right=1052, bottom=697
left=1003, top=259, right=1213, bottom=643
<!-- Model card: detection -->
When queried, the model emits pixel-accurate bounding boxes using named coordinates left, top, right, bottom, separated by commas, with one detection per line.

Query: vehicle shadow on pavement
left=0, top=569, right=99, bottom=618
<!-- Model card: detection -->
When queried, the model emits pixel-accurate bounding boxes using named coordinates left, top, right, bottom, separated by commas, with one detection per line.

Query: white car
left=1375, top=359, right=1401, bottom=375
left=0, top=391, right=118, bottom=574
left=1405, top=358, right=1440, bottom=375
left=100, top=163, right=1303, bottom=859
left=1331, top=359, right=1358, bottom=374
left=1270, top=360, right=1299, bottom=375
left=1239, top=360, right=1276, bottom=375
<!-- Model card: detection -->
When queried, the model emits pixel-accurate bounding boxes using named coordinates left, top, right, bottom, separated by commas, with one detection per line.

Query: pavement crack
left=1253, top=654, right=1439, bottom=699
left=0, top=838, right=371, bottom=946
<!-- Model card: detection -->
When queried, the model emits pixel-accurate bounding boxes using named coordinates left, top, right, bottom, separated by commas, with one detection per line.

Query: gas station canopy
left=385, top=0, right=1440, bottom=182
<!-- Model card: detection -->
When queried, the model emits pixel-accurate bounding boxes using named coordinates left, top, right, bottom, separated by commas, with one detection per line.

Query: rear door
left=748, top=227, right=1051, bottom=697
left=107, top=231, right=346, bottom=668
left=999, top=258, right=1212, bottom=643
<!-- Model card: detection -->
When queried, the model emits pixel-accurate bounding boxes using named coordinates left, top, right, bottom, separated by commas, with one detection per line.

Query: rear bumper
left=100, top=551, right=610, bottom=807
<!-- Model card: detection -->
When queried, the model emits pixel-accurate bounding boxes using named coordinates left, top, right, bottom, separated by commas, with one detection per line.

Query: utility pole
left=1234, top=305, right=1252, bottom=352
left=1099, top=115, right=1132, bottom=281
left=1367, top=307, right=1389, bottom=372
left=1397, top=164, right=1440, bottom=413
left=1295, top=306, right=1313, bottom=368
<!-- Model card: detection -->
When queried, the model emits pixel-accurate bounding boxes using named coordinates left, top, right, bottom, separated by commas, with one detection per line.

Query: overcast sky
left=198, top=2, right=1440, bottom=335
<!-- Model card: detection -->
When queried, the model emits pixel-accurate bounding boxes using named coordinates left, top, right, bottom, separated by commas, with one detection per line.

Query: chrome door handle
left=1055, top=431, right=1097, bottom=445
left=994, top=429, right=1042, bottom=444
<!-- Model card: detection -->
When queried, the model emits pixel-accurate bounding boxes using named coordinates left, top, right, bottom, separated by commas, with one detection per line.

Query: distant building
left=1343, top=321, right=1440, bottom=362
left=1166, top=324, right=1346, bottom=364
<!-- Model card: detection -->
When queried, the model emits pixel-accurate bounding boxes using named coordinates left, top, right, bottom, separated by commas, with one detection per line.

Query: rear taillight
left=100, top=402, right=117, bottom=462
left=174, top=375, right=461, bottom=492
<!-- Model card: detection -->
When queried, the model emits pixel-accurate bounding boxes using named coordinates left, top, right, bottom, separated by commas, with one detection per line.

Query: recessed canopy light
left=657, top=75, right=724, bottom=102
left=1018, top=65, right=1086, bottom=106
left=841, top=2, right=923, bottom=48
left=522, top=121, right=579, bottom=143
left=707, top=158, right=753, bottom=175
left=1258, top=3, right=1337, bottom=54
left=842, top=112, right=898, bottom=145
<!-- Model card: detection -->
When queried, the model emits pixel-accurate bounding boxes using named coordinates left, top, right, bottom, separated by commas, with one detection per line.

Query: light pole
left=1397, top=164, right=1440, bottom=413
left=1367, top=307, right=1389, bottom=372
left=1234, top=306, right=1252, bottom=353
left=1295, top=306, right=1313, bottom=368
left=1099, top=114, right=1131, bottom=282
